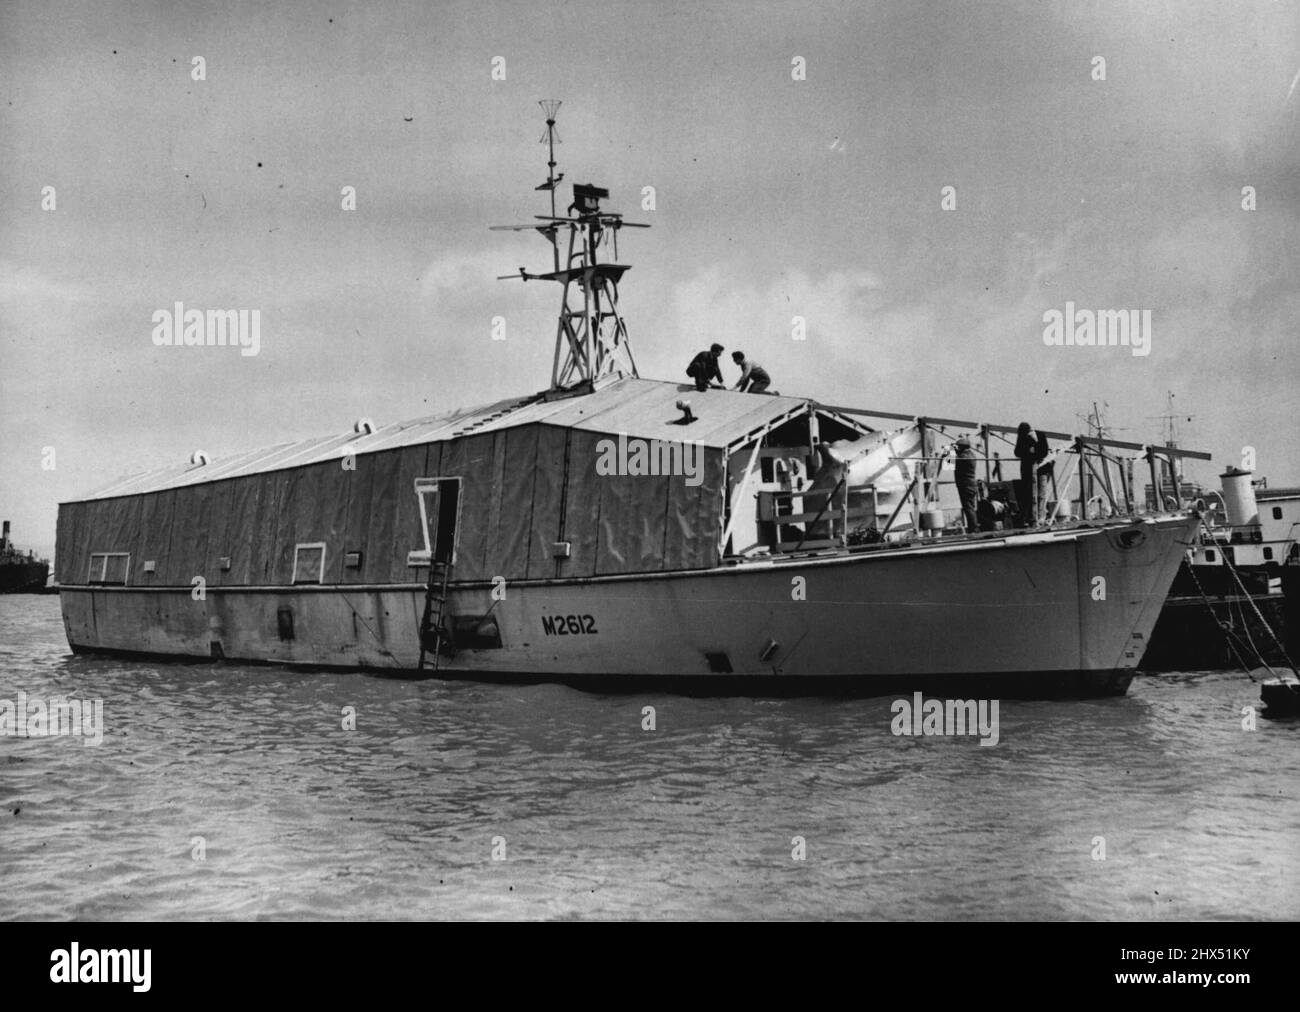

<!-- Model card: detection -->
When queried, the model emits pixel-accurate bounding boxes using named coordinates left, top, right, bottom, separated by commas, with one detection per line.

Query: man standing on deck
left=954, top=436, right=979, bottom=532
left=731, top=351, right=771, bottom=394
left=686, top=343, right=725, bottom=391
left=1013, top=422, right=1038, bottom=527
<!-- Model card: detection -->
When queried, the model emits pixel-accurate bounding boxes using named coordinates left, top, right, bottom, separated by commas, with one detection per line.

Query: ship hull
left=0, top=561, right=50, bottom=594
left=57, top=515, right=1195, bottom=698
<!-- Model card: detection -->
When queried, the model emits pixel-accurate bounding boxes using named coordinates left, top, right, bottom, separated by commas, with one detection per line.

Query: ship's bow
left=1075, top=513, right=1199, bottom=680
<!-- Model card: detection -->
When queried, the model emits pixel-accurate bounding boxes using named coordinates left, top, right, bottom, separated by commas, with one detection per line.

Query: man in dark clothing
left=730, top=351, right=771, bottom=394
left=954, top=436, right=979, bottom=532
left=686, top=343, right=725, bottom=391
left=1013, top=422, right=1037, bottom=526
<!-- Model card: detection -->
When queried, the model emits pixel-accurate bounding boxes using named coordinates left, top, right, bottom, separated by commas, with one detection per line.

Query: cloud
left=419, top=235, right=555, bottom=305
left=0, top=260, right=93, bottom=313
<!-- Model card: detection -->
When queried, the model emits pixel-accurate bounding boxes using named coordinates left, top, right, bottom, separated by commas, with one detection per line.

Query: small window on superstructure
left=292, top=543, right=326, bottom=584
left=1273, top=507, right=1283, bottom=520
left=88, top=552, right=130, bottom=585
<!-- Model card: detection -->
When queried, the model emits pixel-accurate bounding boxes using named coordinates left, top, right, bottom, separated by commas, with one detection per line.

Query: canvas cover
left=57, top=420, right=730, bottom=587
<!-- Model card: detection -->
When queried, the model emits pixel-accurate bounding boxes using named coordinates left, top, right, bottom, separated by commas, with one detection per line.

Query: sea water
left=1, top=595, right=1296, bottom=920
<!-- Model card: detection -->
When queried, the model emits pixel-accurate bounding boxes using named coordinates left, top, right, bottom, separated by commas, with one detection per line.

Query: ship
left=1174, top=471, right=1300, bottom=594
left=0, top=521, right=51, bottom=594
left=1132, top=398, right=1299, bottom=594
left=54, top=103, right=1205, bottom=698
left=1142, top=468, right=1300, bottom=671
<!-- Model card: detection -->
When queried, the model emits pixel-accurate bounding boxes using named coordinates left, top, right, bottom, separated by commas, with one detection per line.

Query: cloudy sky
left=2, top=0, right=1298, bottom=557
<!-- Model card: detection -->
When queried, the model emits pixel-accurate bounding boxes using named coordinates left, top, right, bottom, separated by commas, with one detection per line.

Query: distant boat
left=0, top=520, right=50, bottom=594
left=54, top=104, right=1202, bottom=698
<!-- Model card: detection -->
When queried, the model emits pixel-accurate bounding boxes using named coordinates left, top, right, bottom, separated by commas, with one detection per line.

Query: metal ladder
left=417, top=559, right=452, bottom=671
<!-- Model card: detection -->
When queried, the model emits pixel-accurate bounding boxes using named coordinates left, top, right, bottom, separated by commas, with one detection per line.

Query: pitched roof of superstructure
left=71, top=378, right=830, bottom=502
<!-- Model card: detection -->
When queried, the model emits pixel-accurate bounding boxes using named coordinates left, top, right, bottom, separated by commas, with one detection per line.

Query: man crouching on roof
left=731, top=351, right=771, bottom=394
left=686, top=343, right=725, bottom=391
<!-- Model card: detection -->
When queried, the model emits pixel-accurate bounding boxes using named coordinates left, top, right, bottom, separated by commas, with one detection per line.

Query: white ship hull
left=59, top=514, right=1196, bottom=697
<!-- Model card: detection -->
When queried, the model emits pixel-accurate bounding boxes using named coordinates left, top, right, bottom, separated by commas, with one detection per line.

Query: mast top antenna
left=536, top=101, right=563, bottom=239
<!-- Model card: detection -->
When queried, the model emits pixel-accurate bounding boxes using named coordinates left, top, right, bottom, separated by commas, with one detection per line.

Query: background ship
left=1143, top=468, right=1300, bottom=671
left=54, top=103, right=1205, bottom=697
left=0, top=520, right=50, bottom=594
left=1174, top=469, right=1300, bottom=594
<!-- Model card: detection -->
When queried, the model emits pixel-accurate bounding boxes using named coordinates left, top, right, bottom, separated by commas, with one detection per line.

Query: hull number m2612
left=541, top=614, right=598, bottom=636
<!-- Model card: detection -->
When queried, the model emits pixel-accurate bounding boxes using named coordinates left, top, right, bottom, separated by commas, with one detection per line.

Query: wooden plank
left=775, top=539, right=837, bottom=552
left=816, top=403, right=1215, bottom=457
left=1145, top=444, right=1213, bottom=462
left=774, top=511, right=840, bottom=524
left=816, top=403, right=915, bottom=422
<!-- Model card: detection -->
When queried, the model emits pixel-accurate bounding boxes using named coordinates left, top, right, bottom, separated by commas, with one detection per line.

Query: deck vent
left=552, top=541, right=571, bottom=558
left=190, top=450, right=210, bottom=465
left=673, top=400, right=697, bottom=425
left=344, top=551, right=363, bottom=569
left=354, top=417, right=375, bottom=435
left=143, top=560, right=156, bottom=574
left=705, top=651, right=733, bottom=673
left=218, top=556, right=232, bottom=571
left=276, top=606, right=295, bottom=641
left=759, top=638, right=780, bottom=663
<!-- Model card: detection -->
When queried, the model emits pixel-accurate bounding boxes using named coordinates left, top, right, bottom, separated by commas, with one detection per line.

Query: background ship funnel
left=1219, top=467, right=1259, bottom=526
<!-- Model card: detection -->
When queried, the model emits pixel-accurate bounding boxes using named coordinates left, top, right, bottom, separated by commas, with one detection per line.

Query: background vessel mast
left=1146, top=391, right=1194, bottom=507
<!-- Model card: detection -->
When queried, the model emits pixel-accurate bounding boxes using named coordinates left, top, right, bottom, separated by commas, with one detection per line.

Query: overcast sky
left=2, top=0, right=1298, bottom=558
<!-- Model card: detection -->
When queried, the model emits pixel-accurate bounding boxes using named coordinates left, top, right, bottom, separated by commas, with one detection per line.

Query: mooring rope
left=1184, top=553, right=1259, bottom=680
left=1194, top=516, right=1299, bottom=681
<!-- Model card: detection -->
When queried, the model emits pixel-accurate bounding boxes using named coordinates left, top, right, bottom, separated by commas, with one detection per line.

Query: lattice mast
left=490, top=100, right=648, bottom=390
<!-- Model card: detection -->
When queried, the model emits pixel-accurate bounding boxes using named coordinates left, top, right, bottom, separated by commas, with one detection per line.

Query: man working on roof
left=731, top=351, right=771, bottom=394
left=686, top=343, right=726, bottom=391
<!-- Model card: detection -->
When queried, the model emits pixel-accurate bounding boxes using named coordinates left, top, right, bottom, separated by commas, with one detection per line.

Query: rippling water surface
left=2, top=596, right=1297, bottom=920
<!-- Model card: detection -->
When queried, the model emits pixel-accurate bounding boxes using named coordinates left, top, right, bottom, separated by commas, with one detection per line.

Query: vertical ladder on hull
left=417, top=560, right=452, bottom=672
